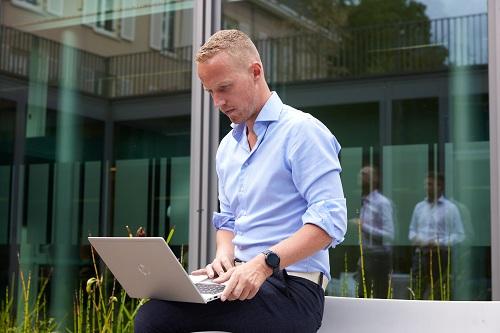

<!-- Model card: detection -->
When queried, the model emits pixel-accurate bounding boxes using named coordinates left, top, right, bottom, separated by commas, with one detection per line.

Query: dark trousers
left=357, top=248, right=392, bottom=299
left=411, top=246, right=450, bottom=300
left=134, top=272, right=325, bottom=333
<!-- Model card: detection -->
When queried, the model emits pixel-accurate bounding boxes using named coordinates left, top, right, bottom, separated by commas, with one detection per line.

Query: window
left=12, top=0, right=63, bottom=16
left=150, top=5, right=176, bottom=53
left=96, top=0, right=117, bottom=33
left=83, top=0, right=135, bottom=40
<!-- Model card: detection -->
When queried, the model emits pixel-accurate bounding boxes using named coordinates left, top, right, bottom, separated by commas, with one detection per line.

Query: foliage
left=0, top=271, right=57, bottom=333
left=68, top=247, right=145, bottom=333
left=290, top=0, right=448, bottom=77
left=0, top=226, right=175, bottom=332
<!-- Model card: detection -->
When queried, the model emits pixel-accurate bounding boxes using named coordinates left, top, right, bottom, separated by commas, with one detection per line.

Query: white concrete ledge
left=195, top=296, right=500, bottom=333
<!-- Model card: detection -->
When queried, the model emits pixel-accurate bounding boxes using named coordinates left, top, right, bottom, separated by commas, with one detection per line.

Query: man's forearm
left=245, top=223, right=332, bottom=273
left=269, top=224, right=332, bottom=268
left=216, top=229, right=235, bottom=258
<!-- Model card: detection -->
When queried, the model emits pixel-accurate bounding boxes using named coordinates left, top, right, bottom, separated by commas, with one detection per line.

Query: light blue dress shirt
left=360, top=190, right=395, bottom=249
left=212, top=92, right=347, bottom=280
left=409, top=195, right=465, bottom=247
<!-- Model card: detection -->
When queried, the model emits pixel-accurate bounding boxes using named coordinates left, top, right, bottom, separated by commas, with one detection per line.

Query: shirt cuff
left=301, top=198, right=347, bottom=248
left=212, top=211, right=235, bottom=231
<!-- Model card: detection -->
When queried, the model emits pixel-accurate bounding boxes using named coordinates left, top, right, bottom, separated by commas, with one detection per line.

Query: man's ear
left=251, top=62, right=263, bottom=80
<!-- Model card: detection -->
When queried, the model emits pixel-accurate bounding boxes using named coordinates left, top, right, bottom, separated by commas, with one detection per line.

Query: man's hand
left=191, top=252, right=235, bottom=279
left=213, top=254, right=272, bottom=301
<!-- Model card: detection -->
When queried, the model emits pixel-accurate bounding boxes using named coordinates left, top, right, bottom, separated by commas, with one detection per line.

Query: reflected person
left=354, top=166, right=394, bottom=298
left=408, top=172, right=465, bottom=300
left=134, top=30, right=348, bottom=332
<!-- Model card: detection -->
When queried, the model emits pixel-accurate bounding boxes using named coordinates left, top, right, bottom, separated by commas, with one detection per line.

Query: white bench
left=198, top=296, right=500, bottom=333
left=319, top=296, right=500, bottom=333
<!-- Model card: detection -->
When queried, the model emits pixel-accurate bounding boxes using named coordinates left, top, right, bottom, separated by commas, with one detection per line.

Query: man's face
left=359, top=166, right=376, bottom=192
left=425, top=177, right=443, bottom=200
left=197, top=52, right=258, bottom=125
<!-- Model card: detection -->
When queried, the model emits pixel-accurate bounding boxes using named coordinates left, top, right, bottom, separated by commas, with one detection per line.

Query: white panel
left=383, top=144, right=428, bottom=245
left=150, top=12, right=163, bottom=50
left=121, top=0, right=136, bottom=41
left=47, top=0, right=64, bottom=16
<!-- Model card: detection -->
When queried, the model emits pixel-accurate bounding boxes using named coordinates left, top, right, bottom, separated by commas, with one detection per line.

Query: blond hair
left=195, top=29, right=260, bottom=64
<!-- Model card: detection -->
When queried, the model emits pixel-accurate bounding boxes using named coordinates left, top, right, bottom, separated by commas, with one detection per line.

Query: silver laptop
left=88, top=237, right=225, bottom=303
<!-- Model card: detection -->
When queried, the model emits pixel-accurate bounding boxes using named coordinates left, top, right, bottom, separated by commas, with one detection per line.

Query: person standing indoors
left=355, top=166, right=395, bottom=298
left=134, top=29, right=347, bottom=333
left=409, top=172, right=465, bottom=300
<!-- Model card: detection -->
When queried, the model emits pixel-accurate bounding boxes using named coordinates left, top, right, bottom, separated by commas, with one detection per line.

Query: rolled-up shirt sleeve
left=212, top=210, right=235, bottom=231
left=302, top=198, right=347, bottom=247
left=289, top=116, right=348, bottom=248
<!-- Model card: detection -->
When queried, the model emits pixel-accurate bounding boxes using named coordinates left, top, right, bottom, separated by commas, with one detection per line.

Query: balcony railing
left=0, top=25, right=107, bottom=95
left=258, top=13, right=487, bottom=83
left=108, top=47, right=192, bottom=98
left=0, top=13, right=488, bottom=99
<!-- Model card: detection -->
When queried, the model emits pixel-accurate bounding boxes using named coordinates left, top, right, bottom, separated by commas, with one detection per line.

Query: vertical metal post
left=189, top=0, right=221, bottom=272
left=489, top=0, right=500, bottom=301
left=8, top=98, right=26, bottom=295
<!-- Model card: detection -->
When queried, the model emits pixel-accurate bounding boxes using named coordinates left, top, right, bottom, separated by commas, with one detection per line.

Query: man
left=409, top=172, right=465, bottom=300
left=355, top=165, right=394, bottom=298
left=135, top=30, right=347, bottom=333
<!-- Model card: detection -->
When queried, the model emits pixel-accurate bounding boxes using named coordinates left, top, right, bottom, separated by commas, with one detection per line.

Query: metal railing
left=0, top=13, right=488, bottom=98
left=108, top=47, right=192, bottom=98
left=0, top=25, right=107, bottom=95
left=257, top=13, right=487, bottom=84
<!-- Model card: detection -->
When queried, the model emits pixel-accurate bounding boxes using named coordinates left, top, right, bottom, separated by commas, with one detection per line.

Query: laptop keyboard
left=195, top=283, right=225, bottom=294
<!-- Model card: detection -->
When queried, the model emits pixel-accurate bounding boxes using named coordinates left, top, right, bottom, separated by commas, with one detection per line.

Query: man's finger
left=213, top=267, right=234, bottom=283
left=221, top=274, right=237, bottom=301
left=247, top=288, right=259, bottom=300
left=221, top=257, right=234, bottom=271
left=191, top=268, right=207, bottom=276
left=230, top=283, right=244, bottom=300
left=206, top=264, right=215, bottom=279
left=238, top=287, right=251, bottom=301
left=211, top=262, right=226, bottom=277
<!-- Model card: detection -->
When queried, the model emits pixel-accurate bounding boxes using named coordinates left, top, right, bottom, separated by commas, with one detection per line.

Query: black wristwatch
left=262, top=250, right=280, bottom=276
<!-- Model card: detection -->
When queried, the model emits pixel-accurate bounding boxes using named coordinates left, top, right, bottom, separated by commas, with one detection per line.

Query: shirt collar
left=231, top=92, right=283, bottom=141
left=426, top=195, right=445, bottom=204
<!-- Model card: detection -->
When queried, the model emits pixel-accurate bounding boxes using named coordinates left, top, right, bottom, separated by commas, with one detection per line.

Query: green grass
left=68, top=246, right=145, bottom=333
left=0, top=226, right=177, bottom=332
left=0, top=271, right=57, bottom=333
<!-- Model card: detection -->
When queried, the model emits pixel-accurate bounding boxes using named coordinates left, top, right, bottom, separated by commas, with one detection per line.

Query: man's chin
left=227, top=116, right=243, bottom=124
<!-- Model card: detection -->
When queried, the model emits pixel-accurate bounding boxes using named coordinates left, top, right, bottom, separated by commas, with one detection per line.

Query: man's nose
left=212, top=93, right=225, bottom=108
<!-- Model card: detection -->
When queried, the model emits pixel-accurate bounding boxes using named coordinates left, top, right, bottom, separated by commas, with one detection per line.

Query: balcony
left=0, top=13, right=488, bottom=99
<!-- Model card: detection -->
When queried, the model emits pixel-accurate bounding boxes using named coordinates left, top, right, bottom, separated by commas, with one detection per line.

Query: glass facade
left=0, top=0, right=193, bottom=324
left=221, top=0, right=490, bottom=300
left=0, top=0, right=497, bottom=328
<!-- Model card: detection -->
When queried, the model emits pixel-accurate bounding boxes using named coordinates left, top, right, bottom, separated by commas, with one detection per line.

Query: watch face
left=266, top=252, right=280, bottom=268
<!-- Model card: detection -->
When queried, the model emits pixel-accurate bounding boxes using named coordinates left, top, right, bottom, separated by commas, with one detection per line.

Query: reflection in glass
left=1, top=0, right=194, bottom=326
left=408, top=172, right=465, bottom=300
left=356, top=166, right=395, bottom=299
left=222, top=0, right=490, bottom=300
